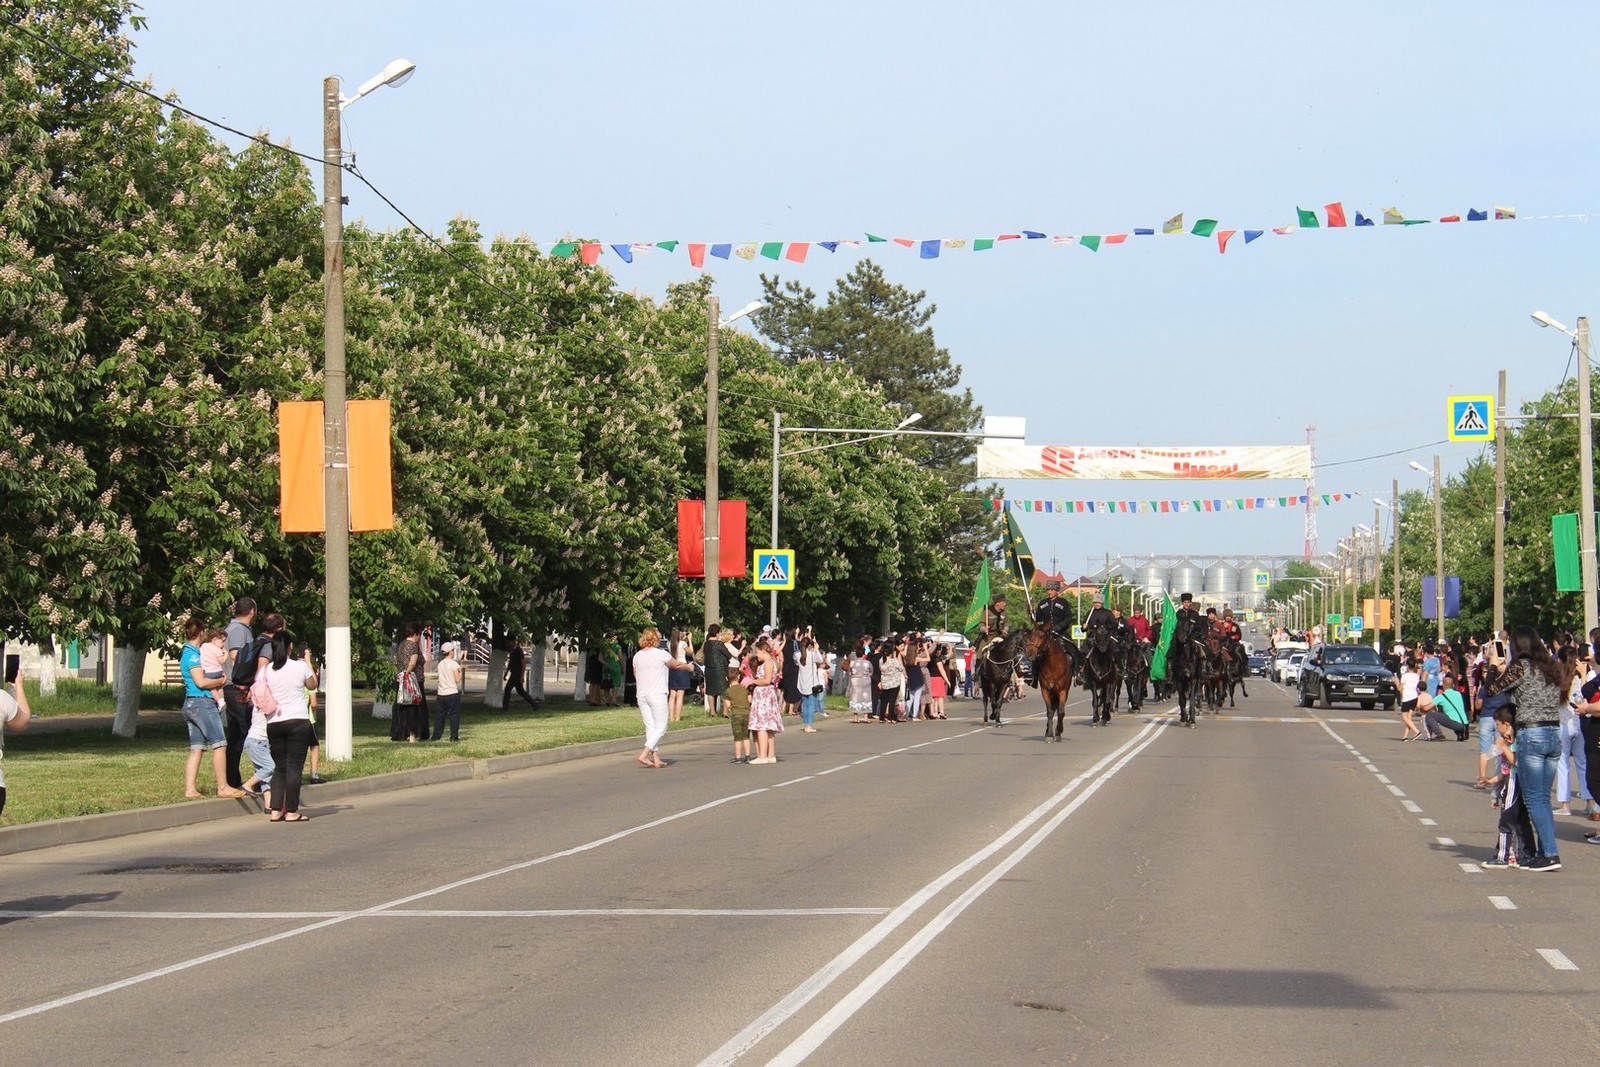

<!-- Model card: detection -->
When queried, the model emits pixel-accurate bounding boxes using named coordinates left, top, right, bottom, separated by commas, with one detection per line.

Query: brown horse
left=1022, top=623, right=1078, bottom=742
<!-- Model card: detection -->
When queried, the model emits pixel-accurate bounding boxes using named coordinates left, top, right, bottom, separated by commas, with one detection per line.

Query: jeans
left=182, top=696, right=227, bottom=750
left=905, top=685, right=926, bottom=720
left=1558, top=717, right=1590, bottom=803
left=1514, top=724, right=1563, bottom=858
left=267, top=718, right=316, bottom=814
left=1479, top=714, right=1498, bottom=757
left=432, top=692, right=462, bottom=741
left=800, top=692, right=822, bottom=726
left=243, top=735, right=275, bottom=784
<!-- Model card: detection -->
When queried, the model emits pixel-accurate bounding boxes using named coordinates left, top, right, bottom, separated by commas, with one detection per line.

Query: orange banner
left=278, top=401, right=324, bottom=533
left=347, top=399, right=394, bottom=532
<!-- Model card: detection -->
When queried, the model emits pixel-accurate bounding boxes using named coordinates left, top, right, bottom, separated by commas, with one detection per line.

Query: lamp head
left=1407, top=461, right=1430, bottom=475
left=343, top=59, right=416, bottom=109
left=895, top=412, right=924, bottom=430
left=1531, top=310, right=1571, bottom=334
left=721, top=300, right=765, bottom=326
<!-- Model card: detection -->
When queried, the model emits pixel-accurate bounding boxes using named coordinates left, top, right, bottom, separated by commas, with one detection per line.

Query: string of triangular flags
left=988, top=493, right=1361, bottom=515
left=548, top=203, right=1544, bottom=265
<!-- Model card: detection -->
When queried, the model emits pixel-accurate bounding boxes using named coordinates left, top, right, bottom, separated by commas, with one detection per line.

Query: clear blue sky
left=131, top=0, right=1600, bottom=579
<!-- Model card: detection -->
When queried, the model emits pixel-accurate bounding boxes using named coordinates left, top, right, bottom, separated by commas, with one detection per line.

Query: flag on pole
left=1100, top=576, right=1113, bottom=606
left=963, top=558, right=992, bottom=636
left=1004, top=511, right=1035, bottom=588
left=1150, top=593, right=1179, bottom=680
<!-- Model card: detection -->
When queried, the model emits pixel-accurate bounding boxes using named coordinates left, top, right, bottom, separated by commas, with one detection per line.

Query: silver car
left=1280, top=652, right=1307, bottom=685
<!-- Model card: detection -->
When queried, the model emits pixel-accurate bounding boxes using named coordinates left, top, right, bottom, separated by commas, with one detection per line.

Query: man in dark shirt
left=703, top=624, right=731, bottom=717
left=1032, top=583, right=1073, bottom=685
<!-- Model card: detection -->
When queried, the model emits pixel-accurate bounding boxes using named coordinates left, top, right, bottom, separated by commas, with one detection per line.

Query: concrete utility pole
left=1392, top=478, right=1402, bottom=647
left=704, top=295, right=721, bottom=633
left=1493, top=369, right=1507, bottom=636
left=321, top=75, right=353, bottom=761
left=1578, top=318, right=1598, bottom=637
left=1432, top=454, right=1445, bottom=643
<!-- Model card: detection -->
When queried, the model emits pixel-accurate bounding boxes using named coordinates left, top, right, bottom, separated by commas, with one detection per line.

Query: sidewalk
left=2, top=705, right=729, bottom=857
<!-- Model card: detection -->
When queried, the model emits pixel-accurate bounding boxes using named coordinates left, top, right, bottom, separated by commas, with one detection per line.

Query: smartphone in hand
left=4, top=654, right=19, bottom=684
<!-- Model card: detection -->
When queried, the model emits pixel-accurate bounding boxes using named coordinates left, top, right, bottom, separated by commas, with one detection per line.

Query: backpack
left=231, top=636, right=271, bottom=687
left=250, top=667, right=279, bottom=717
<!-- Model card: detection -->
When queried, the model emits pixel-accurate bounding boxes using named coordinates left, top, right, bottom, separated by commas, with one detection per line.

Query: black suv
left=1297, top=643, right=1397, bottom=710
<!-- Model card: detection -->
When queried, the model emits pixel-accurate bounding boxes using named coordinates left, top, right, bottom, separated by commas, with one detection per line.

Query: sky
left=126, top=0, right=1600, bottom=583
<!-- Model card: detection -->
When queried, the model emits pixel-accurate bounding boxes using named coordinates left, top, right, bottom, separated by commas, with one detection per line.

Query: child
left=722, top=664, right=752, bottom=764
left=1398, top=659, right=1423, bottom=741
left=239, top=698, right=275, bottom=813
left=199, top=628, right=230, bottom=710
left=1483, top=708, right=1535, bottom=868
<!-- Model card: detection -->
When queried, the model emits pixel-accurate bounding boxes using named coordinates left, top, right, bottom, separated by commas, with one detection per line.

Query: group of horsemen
left=978, top=583, right=1249, bottom=692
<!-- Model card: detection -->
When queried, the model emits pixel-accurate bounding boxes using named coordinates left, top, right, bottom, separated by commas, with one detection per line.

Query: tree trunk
left=39, top=635, right=58, bottom=698
left=529, top=639, right=546, bottom=702
left=484, top=648, right=508, bottom=708
left=573, top=650, right=589, bottom=701
left=111, top=642, right=145, bottom=738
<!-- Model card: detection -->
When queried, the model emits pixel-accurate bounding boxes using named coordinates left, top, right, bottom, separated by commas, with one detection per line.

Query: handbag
left=396, top=669, right=422, bottom=706
left=250, top=670, right=279, bottom=717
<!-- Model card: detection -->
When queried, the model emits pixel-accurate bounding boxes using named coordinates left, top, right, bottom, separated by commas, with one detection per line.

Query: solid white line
left=0, top=907, right=891, bottom=921
left=773, top=777, right=815, bottom=789
left=813, top=766, right=845, bottom=776
left=1538, top=948, right=1579, bottom=971
left=1488, top=896, right=1517, bottom=911
left=696, top=719, right=1165, bottom=1067
left=1460, top=862, right=1482, bottom=873
left=759, top=722, right=1170, bottom=1067
left=1402, top=800, right=1423, bottom=813
left=1436, top=837, right=1456, bottom=847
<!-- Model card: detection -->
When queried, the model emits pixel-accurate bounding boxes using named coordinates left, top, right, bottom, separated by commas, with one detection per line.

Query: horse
left=1168, top=625, right=1206, bottom=728
left=1123, top=640, right=1151, bottom=711
left=1220, top=640, right=1249, bottom=707
left=1080, top=621, right=1123, bottom=726
left=1022, top=623, right=1078, bottom=742
left=976, top=631, right=1026, bottom=727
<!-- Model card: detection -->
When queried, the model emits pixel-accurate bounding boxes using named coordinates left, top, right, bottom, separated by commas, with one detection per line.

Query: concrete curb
left=0, top=724, right=731, bottom=857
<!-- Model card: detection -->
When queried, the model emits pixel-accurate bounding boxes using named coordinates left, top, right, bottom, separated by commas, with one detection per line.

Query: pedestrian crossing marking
left=753, top=549, right=795, bottom=590
left=1447, top=395, right=1494, bottom=442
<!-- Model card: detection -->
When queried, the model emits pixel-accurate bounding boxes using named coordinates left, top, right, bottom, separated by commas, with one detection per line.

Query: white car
left=1280, top=652, right=1307, bottom=685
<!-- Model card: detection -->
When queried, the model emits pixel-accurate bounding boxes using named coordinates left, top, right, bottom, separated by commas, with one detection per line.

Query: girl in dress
left=746, top=636, right=785, bottom=763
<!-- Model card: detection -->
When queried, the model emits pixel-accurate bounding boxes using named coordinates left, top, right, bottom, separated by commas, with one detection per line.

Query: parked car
left=1280, top=652, right=1307, bottom=686
left=1247, top=653, right=1270, bottom=677
left=1296, top=643, right=1398, bottom=710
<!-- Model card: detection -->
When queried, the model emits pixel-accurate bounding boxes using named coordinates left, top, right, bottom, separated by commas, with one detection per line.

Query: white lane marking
left=773, top=777, right=815, bottom=789
left=1357, top=757, right=1372, bottom=764
left=697, top=719, right=1166, bottom=1067
left=852, top=756, right=882, bottom=765
left=0, top=907, right=891, bottom=921
left=1538, top=949, right=1580, bottom=971
left=1489, top=896, right=1517, bottom=911
left=814, top=767, right=845, bottom=776
left=1437, top=837, right=1456, bottom=847
left=756, top=722, right=1170, bottom=1067
left=1374, top=773, right=1391, bottom=783
left=1402, top=801, right=1423, bottom=813
left=1419, top=818, right=1438, bottom=826
left=1387, top=785, right=1407, bottom=797
left=1460, top=863, right=1483, bottom=873
left=1366, top=765, right=1382, bottom=773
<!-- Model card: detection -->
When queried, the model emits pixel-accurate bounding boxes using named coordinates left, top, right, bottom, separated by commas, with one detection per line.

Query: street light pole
left=1578, top=318, right=1598, bottom=636
left=320, top=61, right=413, bottom=762
left=1432, top=455, right=1445, bottom=642
left=704, top=295, right=720, bottom=633
left=1392, top=478, right=1402, bottom=646
left=770, top=409, right=781, bottom=629
left=1493, top=368, right=1507, bottom=635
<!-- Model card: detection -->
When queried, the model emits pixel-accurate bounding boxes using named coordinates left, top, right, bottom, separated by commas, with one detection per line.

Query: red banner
left=677, top=500, right=748, bottom=578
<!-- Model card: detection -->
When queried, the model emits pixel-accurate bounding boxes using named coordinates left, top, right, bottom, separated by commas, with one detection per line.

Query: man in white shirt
left=431, top=642, right=465, bottom=742
left=2, top=661, right=36, bottom=817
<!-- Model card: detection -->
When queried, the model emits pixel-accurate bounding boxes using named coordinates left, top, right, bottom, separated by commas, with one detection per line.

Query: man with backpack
left=221, top=597, right=259, bottom=790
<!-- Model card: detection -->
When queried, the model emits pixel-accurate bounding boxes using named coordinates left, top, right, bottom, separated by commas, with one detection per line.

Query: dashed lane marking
left=1489, top=896, right=1517, bottom=911
left=1460, top=863, right=1483, bottom=873
left=1538, top=949, right=1580, bottom=971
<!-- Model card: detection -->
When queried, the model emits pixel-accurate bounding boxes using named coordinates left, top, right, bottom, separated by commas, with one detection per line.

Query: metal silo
left=1205, top=560, right=1239, bottom=598
left=1170, top=558, right=1204, bottom=598
left=1135, top=558, right=1166, bottom=593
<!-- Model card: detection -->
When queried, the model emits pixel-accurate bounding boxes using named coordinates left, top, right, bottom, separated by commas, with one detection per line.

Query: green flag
left=759, top=242, right=783, bottom=260
left=1100, top=577, right=1113, bottom=606
left=1080, top=235, right=1102, bottom=252
left=1190, top=219, right=1218, bottom=237
left=963, top=558, right=991, bottom=636
left=1297, top=207, right=1320, bottom=228
left=1004, top=511, right=1035, bottom=588
left=1554, top=513, right=1581, bottom=592
left=1150, top=593, right=1179, bottom=680
left=973, top=238, right=995, bottom=251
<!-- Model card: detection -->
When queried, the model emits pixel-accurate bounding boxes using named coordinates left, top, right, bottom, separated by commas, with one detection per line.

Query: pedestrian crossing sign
left=752, top=549, right=795, bottom=590
left=1447, top=395, right=1494, bottom=442
left=1070, top=625, right=1086, bottom=641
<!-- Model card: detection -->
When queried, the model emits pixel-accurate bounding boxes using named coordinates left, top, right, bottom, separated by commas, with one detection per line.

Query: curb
left=0, top=724, right=731, bottom=857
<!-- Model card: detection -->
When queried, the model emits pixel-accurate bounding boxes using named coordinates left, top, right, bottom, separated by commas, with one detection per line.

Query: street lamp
left=1409, top=459, right=1445, bottom=642
left=703, top=297, right=764, bottom=632
left=768, top=410, right=922, bottom=628
left=322, top=59, right=414, bottom=762
left=1531, top=311, right=1597, bottom=636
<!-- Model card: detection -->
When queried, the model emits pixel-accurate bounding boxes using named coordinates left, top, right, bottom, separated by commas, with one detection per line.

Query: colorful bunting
left=984, top=493, right=1362, bottom=514
left=549, top=200, right=1526, bottom=268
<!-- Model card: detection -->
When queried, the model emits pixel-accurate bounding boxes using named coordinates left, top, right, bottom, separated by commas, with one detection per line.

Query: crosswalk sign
left=752, top=549, right=795, bottom=590
left=1447, top=395, right=1494, bottom=442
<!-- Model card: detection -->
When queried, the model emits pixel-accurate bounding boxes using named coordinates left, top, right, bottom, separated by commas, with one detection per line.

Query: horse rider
left=1110, top=604, right=1133, bottom=645
left=1128, top=604, right=1152, bottom=645
left=980, top=594, right=1021, bottom=689
left=1219, top=607, right=1248, bottom=670
left=1175, top=592, right=1206, bottom=644
left=1083, top=593, right=1117, bottom=647
left=1031, top=581, right=1074, bottom=686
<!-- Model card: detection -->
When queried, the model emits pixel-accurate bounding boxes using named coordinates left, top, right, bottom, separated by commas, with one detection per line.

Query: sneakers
left=1481, top=856, right=1511, bottom=869
left=1522, top=855, right=1562, bottom=872
left=748, top=756, right=776, bottom=765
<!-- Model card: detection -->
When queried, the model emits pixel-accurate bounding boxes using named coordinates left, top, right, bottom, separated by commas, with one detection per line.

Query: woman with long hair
left=1486, top=625, right=1569, bottom=871
left=393, top=622, right=425, bottom=743
left=264, top=631, right=319, bottom=822
left=179, top=615, right=246, bottom=800
left=746, top=636, right=785, bottom=763
left=667, top=628, right=695, bottom=722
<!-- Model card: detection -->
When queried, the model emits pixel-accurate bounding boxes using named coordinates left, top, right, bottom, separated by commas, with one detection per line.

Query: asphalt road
left=3, top=679, right=1599, bottom=1065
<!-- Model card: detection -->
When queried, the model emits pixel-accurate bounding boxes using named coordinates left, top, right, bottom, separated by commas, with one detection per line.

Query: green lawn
left=1, top=694, right=765, bottom=828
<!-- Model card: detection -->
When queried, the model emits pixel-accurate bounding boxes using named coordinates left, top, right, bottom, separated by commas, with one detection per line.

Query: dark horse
left=1022, top=623, right=1078, bottom=742
left=976, top=631, right=1026, bottom=727
left=1081, top=621, right=1123, bottom=726
left=1123, top=640, right=1151, bottom=711
left=1168, top=625, right=1206, bottom=728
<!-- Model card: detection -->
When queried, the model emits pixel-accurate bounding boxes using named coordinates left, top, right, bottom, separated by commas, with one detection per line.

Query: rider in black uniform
left=1175, top=592, right=1205, bottom=644
left=1031, top=582, right=1074, bottom=685
left=1083, top=594, right=1116, bottom=640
